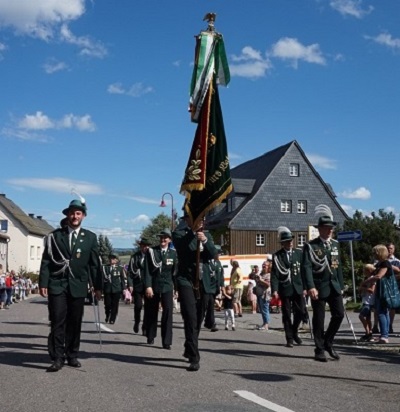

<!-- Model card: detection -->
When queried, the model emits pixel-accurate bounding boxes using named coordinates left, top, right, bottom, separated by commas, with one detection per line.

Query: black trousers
left=281, top=293, right=305, bottom=343
left=179, top=285, right=202, bottom=363
left=104, top=292, right=121, bottom=323
left=145, top=290, right=173, bottom=346
left=311, top=290, right=344, bottom=353
left=201, top=293, right=216, bottom=329
left=132, top=289, right=144, bottom=325
left=48, top=291, right=85, bottom=361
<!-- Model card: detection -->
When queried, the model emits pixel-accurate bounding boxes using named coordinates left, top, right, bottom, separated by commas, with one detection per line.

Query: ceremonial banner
left=181, top=17, right=232, bottom=229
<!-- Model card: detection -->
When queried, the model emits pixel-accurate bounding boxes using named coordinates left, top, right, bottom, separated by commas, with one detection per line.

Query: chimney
left=37, top=216, right=43, bottom=220
left=29, top=213, right=35, bottom=218
left=0, top=194, right=5, bottom=197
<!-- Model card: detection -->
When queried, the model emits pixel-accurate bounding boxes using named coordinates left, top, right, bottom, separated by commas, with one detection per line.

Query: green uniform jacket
left=201, top=259, right=224, bottom=294
left=39, top=227, right=101, bottom=298
left=271, top=248, right=304, bottom=297
left=302, top=237, right=344, bottom=299
left=103, top=264, right=126, bottom=294
left=127, top=251, right=146, bottom=293
left=144, top=246, right=177, bottom=294
left=172, top=227, right=217, bottom=288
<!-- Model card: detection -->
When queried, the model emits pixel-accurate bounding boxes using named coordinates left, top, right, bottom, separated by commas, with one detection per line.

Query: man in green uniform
left=102, top=253, right=126, bottom=324
left=271, top=227, right=306, bottom=348
left=172, top=215, right=217, bottom=372
left=201, top=245, right=224, bottom=332
left=302, top=205, right=344, bottom=362
left=127, top=238, right=151, bottom=334
left=39, top=198, right=102, bottom=372
left=144, top=229, right=177, bottom=349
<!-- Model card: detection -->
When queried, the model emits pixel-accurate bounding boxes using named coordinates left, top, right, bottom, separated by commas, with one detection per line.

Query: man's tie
left=71, top=231, right=77, bottom=250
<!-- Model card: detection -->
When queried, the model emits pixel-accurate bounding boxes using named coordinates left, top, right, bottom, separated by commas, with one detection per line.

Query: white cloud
left=366, top=33, right=400, bottom=50
left=340, top=187, right=371, bottom=200
left=17, top=111, right=96, bottom=132
left=43, top=59, right=68, bottom=74
left=107, top=82, right=154, bottom=97
left=121, top=195, right=159, bottom=205
left=271, top=37, right=326, bottom=68
left=341, top=204, right=355, bottom=216
left=59, top=23, right=107, bottom=59
left=129, top=214, right=151, bottom=225
left=0, top=0, right=85, bottom=40
left=0, top=1, right=107, bottom=58
left=1, top=127, right=50, bottom=142
left=6, top=177, right=104, bottom=195
left=230, top=46, right=272, bottom=79
left=330, top=0, right=373, bottom=19
left=306, top=153, right=337, bottom=169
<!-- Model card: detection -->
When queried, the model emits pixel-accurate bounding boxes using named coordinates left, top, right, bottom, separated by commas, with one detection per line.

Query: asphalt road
left=1, top=295, right=399, bottom=412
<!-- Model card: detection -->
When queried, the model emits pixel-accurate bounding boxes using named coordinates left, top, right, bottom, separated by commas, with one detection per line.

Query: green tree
left=140, top=213, right=173, bottom=246
left=98, top=234, right=114, bottom=264
left=337, top=209, right=400, bottom=296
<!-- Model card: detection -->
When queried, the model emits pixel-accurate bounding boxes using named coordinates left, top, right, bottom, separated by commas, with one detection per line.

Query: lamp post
left=160, top=192, right=175, bottom=231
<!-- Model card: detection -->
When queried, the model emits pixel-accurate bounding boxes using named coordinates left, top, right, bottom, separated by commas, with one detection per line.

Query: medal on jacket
left=76, top=248, right=81, bottom=259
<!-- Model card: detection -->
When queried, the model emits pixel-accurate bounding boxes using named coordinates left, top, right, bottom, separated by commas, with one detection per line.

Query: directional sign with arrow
left=337, top=230, right=362, bottom=242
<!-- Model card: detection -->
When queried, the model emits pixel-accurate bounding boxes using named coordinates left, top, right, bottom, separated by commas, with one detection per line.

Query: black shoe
left=67, top=358, right=81, bottom=368
left=238, top=313, right=243, bottom=317
left=147, top=338, right=154, bottom=345
left=389, top=326, right=394, bottom=334
left=372, top=325, right=379, bottom=334
left=47, top=359, right=64, bottom=372
left=110, top=320, right=115, bottom=325
left=293, top=335, right=303, bottom=345
left=163, top=344, right=171, bottom=350
left=187, top=362, right=200, bottom=372
left=314, top=351, right=328, bottom=362
left=210, top=325, right=218, bottom=332
left=286, top=342, right=294, bottom=348
left=133, top=322, right=140, bottom=334
left=182, top=351, right=190, bottom=359
left=324, top=346, right=340, bottom=360
left=105, top=316, right=109, bottom=323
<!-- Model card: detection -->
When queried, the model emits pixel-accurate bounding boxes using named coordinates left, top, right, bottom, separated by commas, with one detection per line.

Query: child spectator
left=123, top=288, right=132, bottom=304
left=247, top=267, right=258, bottom=314
left=223, top=285, right=236, bottom=331
left=359, top=263, right=377, bottom=342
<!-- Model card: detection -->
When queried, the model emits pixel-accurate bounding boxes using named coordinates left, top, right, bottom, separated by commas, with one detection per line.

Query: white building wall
left=0, top=209, right=45, bottom=274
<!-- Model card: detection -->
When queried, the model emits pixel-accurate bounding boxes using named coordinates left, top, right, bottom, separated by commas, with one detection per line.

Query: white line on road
left=234, top=391, right=296, bottom=412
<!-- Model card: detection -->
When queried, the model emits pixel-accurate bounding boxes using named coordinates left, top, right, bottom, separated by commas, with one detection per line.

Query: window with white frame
left=256, top=233, right=265, bottom=246
left=37, top=246, right=41, bottom=259
left=297, top=200, right=307, bottom=214
left=297, top=234, right=307, bottom=247
left=281, top=200, right=292, bottom=213
left=289, top=163, right=299, bottom=176
left=30, top=245, right=35, bottom=259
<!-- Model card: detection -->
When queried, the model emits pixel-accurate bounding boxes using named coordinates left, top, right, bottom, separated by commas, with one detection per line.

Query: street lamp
left=160, top=192, right=175, bottom=231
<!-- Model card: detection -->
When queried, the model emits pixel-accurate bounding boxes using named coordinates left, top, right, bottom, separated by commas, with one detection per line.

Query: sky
left=0, top=0, right=399, bottom=248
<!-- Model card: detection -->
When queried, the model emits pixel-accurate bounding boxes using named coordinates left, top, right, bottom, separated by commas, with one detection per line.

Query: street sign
left=337, top=230, right=362, bottom=242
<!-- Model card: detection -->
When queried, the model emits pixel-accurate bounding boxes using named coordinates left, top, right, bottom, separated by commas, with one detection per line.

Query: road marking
left=234, top=391, right=295, bottom=412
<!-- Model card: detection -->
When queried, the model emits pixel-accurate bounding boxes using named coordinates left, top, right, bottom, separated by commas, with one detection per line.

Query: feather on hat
left=277, top=226, right=294, bottom=242
left=314, top=204, right=336, bottom=227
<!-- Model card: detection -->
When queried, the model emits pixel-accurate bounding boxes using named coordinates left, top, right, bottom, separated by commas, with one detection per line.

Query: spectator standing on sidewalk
left=230, top=260, right=243, bottom=317
left=254, top=258, right=272, bottom=331
left=386, top=242, right=400, bottom=334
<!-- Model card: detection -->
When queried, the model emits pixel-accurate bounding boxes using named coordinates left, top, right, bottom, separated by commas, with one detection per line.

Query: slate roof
left=207, top=140, right=348, bottom=230
left=0, top=194, right=54, bottom=236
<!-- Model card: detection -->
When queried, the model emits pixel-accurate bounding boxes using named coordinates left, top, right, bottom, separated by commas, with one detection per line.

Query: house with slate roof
left=206, top=140, right=348, bottom=255
left=0, top=194, right=54, bottom=273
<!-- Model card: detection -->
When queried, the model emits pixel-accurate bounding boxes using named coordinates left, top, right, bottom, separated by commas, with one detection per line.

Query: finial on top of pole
left=203, top=12, right=216, bottom=32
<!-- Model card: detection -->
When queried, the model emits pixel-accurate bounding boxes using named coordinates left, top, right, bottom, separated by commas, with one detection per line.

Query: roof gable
left=0, top=194, right=54, bottom=236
